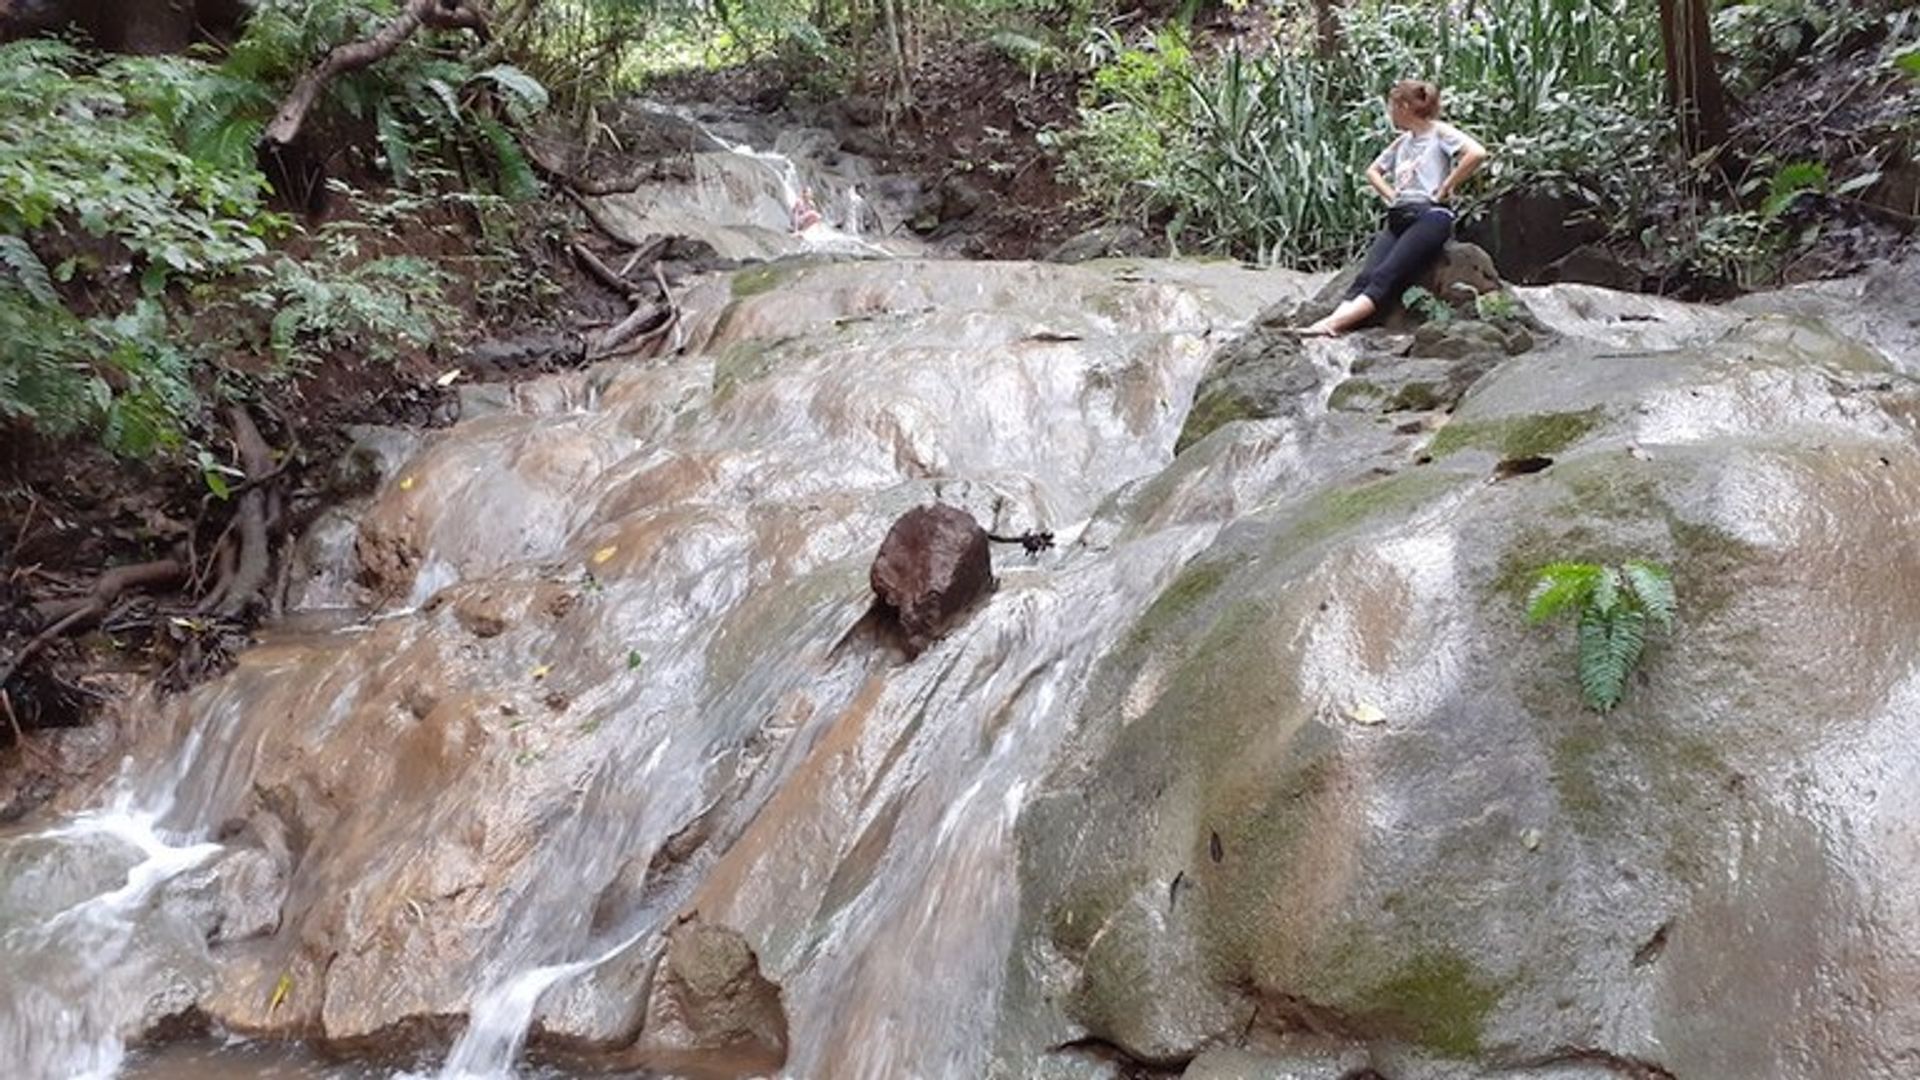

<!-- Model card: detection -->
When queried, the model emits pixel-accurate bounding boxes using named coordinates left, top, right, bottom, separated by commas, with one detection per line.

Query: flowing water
left=14, top=106, right=1911, bottom=1080
left=0, top=108, right=1322, bottom=1078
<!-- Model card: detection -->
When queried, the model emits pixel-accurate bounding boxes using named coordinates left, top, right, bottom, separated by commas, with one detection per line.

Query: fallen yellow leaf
left=398, top=476, right=416, bottom=491
left=1346, top=700, right=1386, bottom=726
left=268, top=972, right=293, bottom=1013
left=531, top=664, right=552, bottom=680
left=592, top=545, right=618, bottom=565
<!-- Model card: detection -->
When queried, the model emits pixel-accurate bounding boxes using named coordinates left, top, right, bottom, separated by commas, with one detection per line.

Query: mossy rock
left=1428, top=407, right=1606, bottom=459
left=1176, top=332, right=1320, bottom=452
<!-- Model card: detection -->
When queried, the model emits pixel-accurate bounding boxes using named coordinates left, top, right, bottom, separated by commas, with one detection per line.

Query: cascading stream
left=0, top=108, right=1350, bottom=1079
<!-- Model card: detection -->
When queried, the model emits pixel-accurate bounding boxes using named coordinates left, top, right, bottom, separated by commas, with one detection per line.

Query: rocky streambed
left=5, top=119, right=1920, bottom=1079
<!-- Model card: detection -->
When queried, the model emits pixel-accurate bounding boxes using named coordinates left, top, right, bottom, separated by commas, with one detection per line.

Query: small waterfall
left=0, top=154, right=1324, bottom=1075
left=637, top=102, right=893, bottom=256
left=0, top=785, right=223, bottom=1078
left=430, top=738, right=673, bottom=1078
left=845, top=184, right=869, bottom=239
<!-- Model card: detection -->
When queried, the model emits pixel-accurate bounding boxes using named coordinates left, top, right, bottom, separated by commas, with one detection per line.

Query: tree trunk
left=1313, top=0, right=1342, bottom=59
left=877, top=0, right=912, bottom=115
left=1658, top=0, right=1728, bottom=157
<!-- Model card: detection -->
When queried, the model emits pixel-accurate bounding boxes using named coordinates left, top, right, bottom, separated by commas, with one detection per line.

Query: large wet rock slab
left=101, top=258, right=1317, bottom=1057
left=1003, top=310, right=1920, bottom=1078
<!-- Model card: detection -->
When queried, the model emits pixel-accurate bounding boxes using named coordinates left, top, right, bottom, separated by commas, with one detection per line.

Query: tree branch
left=262, top=0, right=491, bottom=149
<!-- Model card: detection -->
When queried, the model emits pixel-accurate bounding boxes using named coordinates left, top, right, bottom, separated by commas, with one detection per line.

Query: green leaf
left=470, top=64, right=549, bottom=123
left=0, top=236, right=58, bottom=306
left=1622, top=560, right=1675, bottom=630
left=1526, top=561, right=1600, bottom=623
left=626, top=649, right=643, bottom=670
left=205, top=469, right=231, bottom=500
left=375, top=101, right=413, bottom=186
left=478, top=117, right=538, bottom=201
left=423, top=77, right=462, bottom=125
left=1763, top=160, right=1828, bottom=219
left=1590, top=566, right=1621, bottom=616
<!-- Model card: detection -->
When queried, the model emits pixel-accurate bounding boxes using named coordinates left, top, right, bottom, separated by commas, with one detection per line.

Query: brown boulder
left=869, top=503, right=994, bottom=657
left=635, top=917, right=787, bottom=1077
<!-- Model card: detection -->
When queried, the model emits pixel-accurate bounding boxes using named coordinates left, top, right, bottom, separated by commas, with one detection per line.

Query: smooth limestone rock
left=76, top=256, right=1312, bottom=1065
left=27, top=246, right=1920, bottom=1080
left=1002, top=310, right=1920, bottom=1078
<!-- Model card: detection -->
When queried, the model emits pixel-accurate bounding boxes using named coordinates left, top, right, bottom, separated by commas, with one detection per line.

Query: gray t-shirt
left=1372, top=122, right=1471, bottom=206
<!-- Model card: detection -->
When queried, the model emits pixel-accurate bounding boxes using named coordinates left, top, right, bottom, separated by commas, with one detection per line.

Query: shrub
left=0, top=41, right=275, bottom=450
left=0, top=8, right=549, bottom=454
left=1059, top=0, right=1667, bottom=266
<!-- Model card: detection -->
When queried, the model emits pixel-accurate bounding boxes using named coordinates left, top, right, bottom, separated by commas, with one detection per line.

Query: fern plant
left=1526, top=560, right=1676, bottom=712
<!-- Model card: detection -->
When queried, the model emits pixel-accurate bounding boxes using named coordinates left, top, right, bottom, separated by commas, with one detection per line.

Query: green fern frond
left=375, top=101, right=415, bottom=186
left=1526, top=561, right=1600, bottom=623
left=1577, top=607, right=1644, bottom=711
left=1622, top=560, right=1675, bottom=630
left=470, top=64, right=549, bottom=123
left=1576, top=609, right=1619, bottom=709
left=422, top=77, right=463, bottom=126
left=1528, top=557, right=1676, bottom=712
left=1590, top=565, right=1622, bottom=616
left=478, top=118, right=538, bottom=201
left=0, top=237, right=58, bottom=306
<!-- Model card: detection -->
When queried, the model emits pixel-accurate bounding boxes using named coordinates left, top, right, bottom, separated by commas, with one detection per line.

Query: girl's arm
left=1366, top=163, right=1396, bottom=204
left=1435, top=129, right=1489, bottom=202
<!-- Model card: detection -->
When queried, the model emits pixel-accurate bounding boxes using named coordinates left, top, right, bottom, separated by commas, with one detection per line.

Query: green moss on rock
left=730, top=264, right=793, bottom=299
left=1429, top=408, right=1606, bottom=459
left=1177, top=389, right=1262, bottom=453
left=1279, top=469, right=1468, bottom=553
left=1355, top=948, right=1502, bottom=1057
left=1126, top=560, right=1233, bottom=651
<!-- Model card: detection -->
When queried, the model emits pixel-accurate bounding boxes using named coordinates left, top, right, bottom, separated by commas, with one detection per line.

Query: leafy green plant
left=1060, top=0, right=1666, bottom=266
left=239, top=251, right=456, bottom=372
left=1761, top=160, right=1829, bottom=218
left=1474, top=290, right=1520, bottom=322
left=0, top=41, right=273, bottom=450
left=1898, top=48, right=1920, bottom=82
left=1402, top=285, right=1455, bottom=325
left=1526, top=560, right=1676, bottom=712
left=988, top=28, right=1067, bottom=86
left=1714, top=0, right=1878, bottom=95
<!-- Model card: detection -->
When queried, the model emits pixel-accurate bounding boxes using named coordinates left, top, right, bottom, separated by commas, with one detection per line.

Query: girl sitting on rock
left=1304, top=80, right=1489, bottom=337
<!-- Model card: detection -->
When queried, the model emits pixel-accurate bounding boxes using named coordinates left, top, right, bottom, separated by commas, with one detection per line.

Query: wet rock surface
left=1005, top=300, right=1920, bottom=1078
left=634, top=917, right=788, bottom=1075
left=9, top=239, right=1920, bottom=1080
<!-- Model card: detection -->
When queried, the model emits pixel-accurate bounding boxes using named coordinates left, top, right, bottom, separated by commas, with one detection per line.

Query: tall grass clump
left=1062, top=0, right=1666, bottom=267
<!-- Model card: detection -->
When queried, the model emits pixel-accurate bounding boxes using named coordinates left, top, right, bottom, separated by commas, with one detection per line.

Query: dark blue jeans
left=1346, top=204, right=1455, bottom=308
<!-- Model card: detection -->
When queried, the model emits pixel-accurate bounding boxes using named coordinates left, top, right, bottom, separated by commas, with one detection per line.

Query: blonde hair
left=1389, top=79, right=1442, bottom=120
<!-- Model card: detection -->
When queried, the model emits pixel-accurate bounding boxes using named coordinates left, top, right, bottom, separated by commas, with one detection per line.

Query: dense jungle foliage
left=1, top=0, right=1917, bottom=459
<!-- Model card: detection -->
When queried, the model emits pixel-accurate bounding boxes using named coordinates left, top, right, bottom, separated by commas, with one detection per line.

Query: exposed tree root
left=570, top=240, right=678, bottom=359
left=3, top=405, right=295, bottom=702
left=197, top=406, right=275, bottom=618
left=2, top=688, right=58, bottom=764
